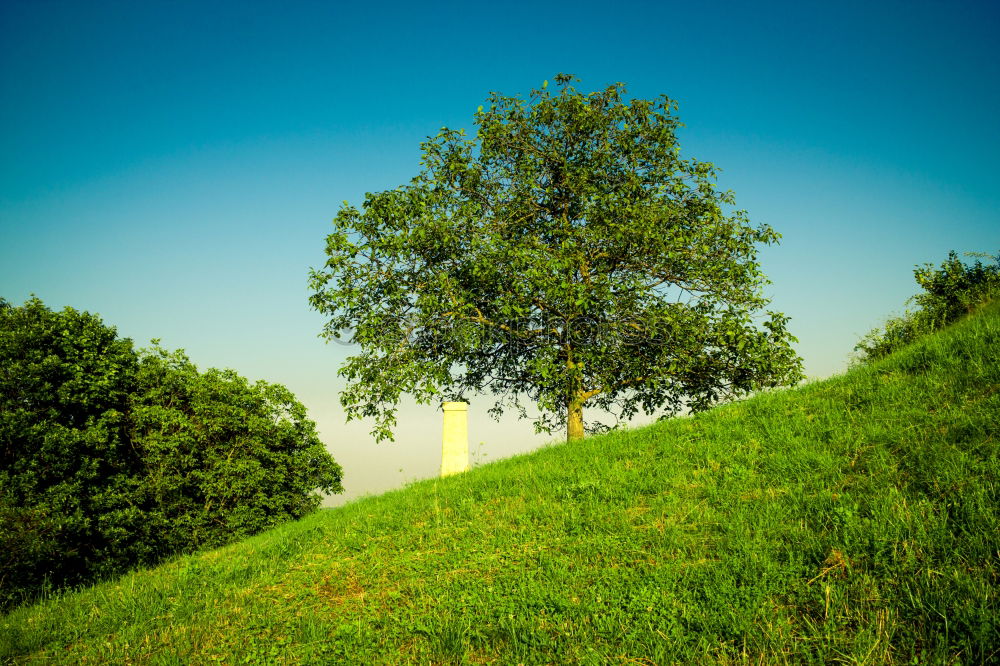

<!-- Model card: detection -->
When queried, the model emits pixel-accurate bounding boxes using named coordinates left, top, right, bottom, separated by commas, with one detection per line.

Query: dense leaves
left=310, top=75, right=802, bottom=441
left=131, top=345, right=343, bottom=553
left=854, top=251, right=1000, bottom=362
left=0, top=297, right=144, bottom=604
left=0, top=298, right=342, bottom=608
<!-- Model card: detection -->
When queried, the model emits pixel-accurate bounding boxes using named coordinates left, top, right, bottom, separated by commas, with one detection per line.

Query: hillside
left=3, top=301, right=998, bottom=664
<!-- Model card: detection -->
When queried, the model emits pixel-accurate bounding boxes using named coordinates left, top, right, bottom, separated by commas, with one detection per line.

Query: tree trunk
left=567, top=400, right=584, bottom=441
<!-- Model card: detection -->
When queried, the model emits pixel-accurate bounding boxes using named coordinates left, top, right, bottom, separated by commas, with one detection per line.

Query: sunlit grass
left=3, top=301, right=998, bottom=663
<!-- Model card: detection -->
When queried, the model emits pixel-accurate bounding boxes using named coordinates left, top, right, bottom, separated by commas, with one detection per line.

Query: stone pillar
left=440, top=402, right=469, bottom=477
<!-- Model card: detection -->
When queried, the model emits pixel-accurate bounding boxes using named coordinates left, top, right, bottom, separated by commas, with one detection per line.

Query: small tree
left=1, top=297, right=343, bottom=608
left=854, top=251, right=1000, bottom=363
left=130, top=344, right=344, bottom=552
left=0, top=297, right=145, bottom=606
left=309, top=75, right=802, bottom=442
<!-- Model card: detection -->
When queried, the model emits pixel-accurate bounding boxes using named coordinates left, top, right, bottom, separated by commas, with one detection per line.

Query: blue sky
left=2, top=0, right=998, bottom=503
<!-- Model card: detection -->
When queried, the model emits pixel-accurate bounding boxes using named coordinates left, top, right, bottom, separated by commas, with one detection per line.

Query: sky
left=2, top=0, right=998, bottom=505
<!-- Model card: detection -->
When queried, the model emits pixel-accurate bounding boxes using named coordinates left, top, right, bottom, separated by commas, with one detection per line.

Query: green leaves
left=854, top=251, right=1000, bottom=363
left=1, top=298, right=343, bottom=608
left=310, top=75, right=802, bottom=441
left=131, top=344, right=344, bottom=553
left=1, top=298, right=142, bottom=607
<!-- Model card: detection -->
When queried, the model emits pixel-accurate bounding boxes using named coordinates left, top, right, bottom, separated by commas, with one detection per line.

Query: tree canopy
left=1, top=296, right=143, bottom=604
left=130, top=344, right=344, bottom=553
left=309, top=75, right=803, bottom=442
left=0, top=297, right=342, bottom=608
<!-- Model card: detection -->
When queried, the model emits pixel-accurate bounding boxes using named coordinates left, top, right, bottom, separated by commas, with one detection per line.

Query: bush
left=854, top=251, right=1000, bottom=363
left=0, top=298, right=342, bottom=608
left=0, top=297, right=146, bottom=607
left=130, top=345, right=343, bottom=553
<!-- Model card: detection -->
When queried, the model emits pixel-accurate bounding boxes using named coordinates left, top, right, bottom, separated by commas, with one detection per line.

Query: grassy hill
left=3, top=302, right=998, bottom=664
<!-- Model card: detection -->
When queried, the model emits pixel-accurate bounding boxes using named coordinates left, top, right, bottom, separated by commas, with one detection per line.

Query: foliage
left=310, top=75, right=802, bottom=442
left=0, top=298, right=342, bottom=608
left=130, top=344, right=344, bottom=553
left=0, top=297, right=146, bottom=608
left=5, top=299, right=999, bottom=663
left=854, top=250, right=1000, bottom=362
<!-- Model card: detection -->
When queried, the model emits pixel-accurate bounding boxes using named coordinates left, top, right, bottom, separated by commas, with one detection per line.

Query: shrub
left=130, top=345, right=344, bottom=553
left=0, top=297, right=146, bottom=607
left=0, top=298, right=342, bottom=608
left=854, top=251, right=1000, bottom=363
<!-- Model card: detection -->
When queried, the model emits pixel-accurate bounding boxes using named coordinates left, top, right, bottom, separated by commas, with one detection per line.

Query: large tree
left=309, top=75, right=802, bottom=442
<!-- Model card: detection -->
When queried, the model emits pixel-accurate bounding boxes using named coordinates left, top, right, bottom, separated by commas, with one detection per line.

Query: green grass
left=3, top=302, right=999, bottom=664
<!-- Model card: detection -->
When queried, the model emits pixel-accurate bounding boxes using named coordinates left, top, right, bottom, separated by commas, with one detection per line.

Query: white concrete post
left=440, top=402, right=469, bottom=477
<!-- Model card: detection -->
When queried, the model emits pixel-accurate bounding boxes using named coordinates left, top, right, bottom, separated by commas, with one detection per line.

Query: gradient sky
left=2, top=0, right=998, bottom=504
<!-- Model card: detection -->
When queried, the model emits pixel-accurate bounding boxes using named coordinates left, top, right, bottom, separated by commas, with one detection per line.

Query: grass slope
left=3, top=303, right=999, bottom=664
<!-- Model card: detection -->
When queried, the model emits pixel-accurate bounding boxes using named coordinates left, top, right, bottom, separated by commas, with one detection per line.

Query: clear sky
left=2, top=0, right=998, bottom=504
